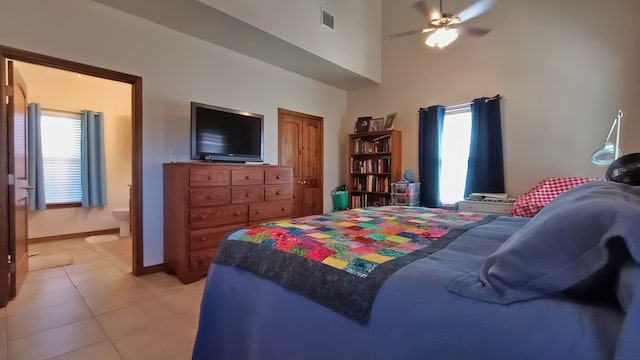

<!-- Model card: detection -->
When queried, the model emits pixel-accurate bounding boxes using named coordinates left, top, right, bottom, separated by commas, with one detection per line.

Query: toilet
left=112, top=208, right=130, bottom=237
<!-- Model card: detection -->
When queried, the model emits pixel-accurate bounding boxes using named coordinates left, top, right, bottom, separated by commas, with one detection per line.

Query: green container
left=332, top=191, right=349, bottom=211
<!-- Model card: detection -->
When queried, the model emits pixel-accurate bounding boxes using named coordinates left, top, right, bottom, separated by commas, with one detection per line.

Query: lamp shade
left=591, top=143, right=620, bottom=166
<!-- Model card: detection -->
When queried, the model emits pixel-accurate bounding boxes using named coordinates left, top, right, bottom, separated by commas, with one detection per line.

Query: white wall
left=199, top=0, right=382, bottom=83
left=347, top=0, right=640, bottom=196
left=0, top=0, right=348, bottom=266
left=15, top=62, right=132, bottom=239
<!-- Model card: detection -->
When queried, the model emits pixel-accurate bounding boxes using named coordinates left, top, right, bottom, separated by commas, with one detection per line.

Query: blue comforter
left=193, top=216, right=628, bottom=360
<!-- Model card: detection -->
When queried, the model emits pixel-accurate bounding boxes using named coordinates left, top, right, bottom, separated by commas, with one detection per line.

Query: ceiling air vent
left=321, top=8, right=334, bottom=30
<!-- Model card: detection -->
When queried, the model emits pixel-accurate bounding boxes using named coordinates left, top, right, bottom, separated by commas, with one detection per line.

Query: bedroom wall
left=15, top=62, right=132, bottom=239
left=0, top=0, right=347, bottom=266
left=346, top=0, right=640, bottom=196
left=198, top=0, right=382, bottom=83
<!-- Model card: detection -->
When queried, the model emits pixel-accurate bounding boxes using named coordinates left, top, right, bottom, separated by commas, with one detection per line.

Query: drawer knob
left=276, top=191, right=281, bottom=195
left=245, top=175, right=251, bottom=179
left=207, top=175, right=213, bottom=180
left=276, top=175, right=281, bottom=179
left=256, top=210, right=262, bottom=214
left=281, top=207, right=287, bottom=211
left=200, top=237, right=207, bottom=241
left=199, top=215, right=206, bottom=220
left=206, top=195, right=214, bottom=199
left=235, top=212, right=241, bottom=216
left=245, top=192, right=251, bottom=197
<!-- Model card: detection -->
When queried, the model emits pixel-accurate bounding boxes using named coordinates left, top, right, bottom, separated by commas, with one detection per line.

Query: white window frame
left=40, top=110, right=83, bottom=208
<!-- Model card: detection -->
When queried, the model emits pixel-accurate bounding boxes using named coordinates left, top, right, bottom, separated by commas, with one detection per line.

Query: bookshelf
left=348, top=129, right=402, bottom=208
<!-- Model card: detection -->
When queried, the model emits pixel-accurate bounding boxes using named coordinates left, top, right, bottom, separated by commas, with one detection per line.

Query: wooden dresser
left=163, top=162, right=293, bottom=284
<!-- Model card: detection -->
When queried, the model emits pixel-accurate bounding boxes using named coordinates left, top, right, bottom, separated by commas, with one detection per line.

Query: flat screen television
left=191, top=102, right=264, bottom=163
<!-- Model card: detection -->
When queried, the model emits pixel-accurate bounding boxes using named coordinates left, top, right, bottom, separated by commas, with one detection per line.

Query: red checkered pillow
left=510, top=177, right=603, bottom=217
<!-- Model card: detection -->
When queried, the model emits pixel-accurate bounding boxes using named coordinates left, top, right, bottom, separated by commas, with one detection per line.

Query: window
left=439, top=105, right=472, bottom=205
left=40, top=111, right=83, bottom=206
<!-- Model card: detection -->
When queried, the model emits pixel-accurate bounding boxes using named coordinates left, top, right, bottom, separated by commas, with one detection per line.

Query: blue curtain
left=27, top=103, right=46, bottom=210
left=418, top=105, right=445, bottom=208
left=81, top=110, right=107, bottom=207
left=464, top=96, right=505, bottom=197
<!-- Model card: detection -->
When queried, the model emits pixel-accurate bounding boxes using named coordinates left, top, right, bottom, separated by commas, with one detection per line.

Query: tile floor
left=1, top=237, right=205, bottom=360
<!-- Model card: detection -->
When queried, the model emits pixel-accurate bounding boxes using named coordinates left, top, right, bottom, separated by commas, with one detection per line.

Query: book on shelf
left=351, top=175, right=390, bottom=193
left=352, top=135, right=392, bottom=154
left=350, top=193, right=390, bottom=208
left=350, top=157, right=391, bottom=174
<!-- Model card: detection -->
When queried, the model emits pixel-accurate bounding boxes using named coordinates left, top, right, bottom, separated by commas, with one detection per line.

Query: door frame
left=277, top=108, right=324, bottom=214
left=0, top=45, right=144, bottom=306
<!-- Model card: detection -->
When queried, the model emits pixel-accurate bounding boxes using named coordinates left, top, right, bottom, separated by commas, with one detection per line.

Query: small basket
left=332, top=191, right=349, bottom=211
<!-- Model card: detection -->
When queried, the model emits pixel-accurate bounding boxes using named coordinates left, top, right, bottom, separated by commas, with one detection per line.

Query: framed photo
left=384, top=112, right=397, bottom=130
left=355, top=116, right=372, bottom=133
left=369, top=117, right=384, bottom=132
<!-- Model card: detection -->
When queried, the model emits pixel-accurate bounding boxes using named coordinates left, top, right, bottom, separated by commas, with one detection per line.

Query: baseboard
left=29, top=228, right=120, bottom=244
left=139, top=263, right=164, bottom=275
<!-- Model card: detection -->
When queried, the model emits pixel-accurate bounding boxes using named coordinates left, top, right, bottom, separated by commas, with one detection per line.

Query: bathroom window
left=40, top=111, right=83, bottom=208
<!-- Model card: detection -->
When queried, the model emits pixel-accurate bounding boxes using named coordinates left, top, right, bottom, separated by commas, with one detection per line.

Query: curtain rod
left=445, top=94, right=501, bottom=108
left=41, top=107, right=83, bottom=115
left=418, top=94, right=502, bottom=113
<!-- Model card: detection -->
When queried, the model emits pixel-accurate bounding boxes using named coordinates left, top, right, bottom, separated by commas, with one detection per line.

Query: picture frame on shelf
left=355, top=116, right=372, bottom=133
left=384, top=112, right=397, bottom=130
left=369, top=117, right=384, bottom=132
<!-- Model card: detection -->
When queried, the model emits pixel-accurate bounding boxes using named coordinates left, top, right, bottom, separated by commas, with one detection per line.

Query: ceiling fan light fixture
left=425, top=28, right=459, bottom=48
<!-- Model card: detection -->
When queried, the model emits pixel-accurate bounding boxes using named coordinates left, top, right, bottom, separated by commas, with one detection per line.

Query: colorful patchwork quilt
left=214, top=206, right=495, bottom=324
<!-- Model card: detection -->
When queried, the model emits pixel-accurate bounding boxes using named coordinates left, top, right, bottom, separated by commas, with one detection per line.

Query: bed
left=192, top=181, right=640, bottom=360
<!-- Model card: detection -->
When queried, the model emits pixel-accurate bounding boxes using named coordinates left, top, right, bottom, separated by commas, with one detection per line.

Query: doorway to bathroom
left=0, top=45, right=144, bottom=306
left=17, top=61, right=133, bottom=273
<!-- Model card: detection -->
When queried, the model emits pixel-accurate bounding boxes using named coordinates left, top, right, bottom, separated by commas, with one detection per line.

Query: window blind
left=40, top=113, right=83, bottom=204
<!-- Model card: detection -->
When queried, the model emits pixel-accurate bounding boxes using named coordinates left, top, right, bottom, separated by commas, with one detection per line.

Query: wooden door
left=301, top=118, right=322, bottom=216
left=7, top=60, right=29, bottom=300
left=278, top=109, right=323, bottom=217
left=279, top=111, right=304, bottom=217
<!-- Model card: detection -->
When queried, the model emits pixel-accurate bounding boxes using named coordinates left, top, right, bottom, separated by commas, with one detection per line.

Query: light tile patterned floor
left=1, top=237, right=205, bottom=360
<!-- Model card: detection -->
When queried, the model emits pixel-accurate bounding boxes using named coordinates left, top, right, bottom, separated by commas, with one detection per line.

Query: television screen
left=191, top=102, right=264, bottom=162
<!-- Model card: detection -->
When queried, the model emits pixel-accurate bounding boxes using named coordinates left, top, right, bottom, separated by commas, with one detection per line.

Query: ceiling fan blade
left=456, top=0, right=496, bottom=22
left=389, top=29, right=424, bottom=38
left=412, top=1, right=430, bottom=17
left=459, top=25, right=492, bottom=36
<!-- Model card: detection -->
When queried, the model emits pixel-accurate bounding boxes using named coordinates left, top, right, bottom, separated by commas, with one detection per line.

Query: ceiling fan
left=390, top=0, right=495, bottom=48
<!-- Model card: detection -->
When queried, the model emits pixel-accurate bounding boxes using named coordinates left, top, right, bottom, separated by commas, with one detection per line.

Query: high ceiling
left=92, top=0, right=380, bottom=90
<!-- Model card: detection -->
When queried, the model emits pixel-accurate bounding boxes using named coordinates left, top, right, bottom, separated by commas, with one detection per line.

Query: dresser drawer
left=189, top=188, right=230, bottom=208
left=264, top=185, right=292, bottom=201
left=190, top=249, right=216, bottom=271
left=189, top=224, right=243, bottom=251
left=190, top=205, right=248, bottom=229
left=231, top=185, right=264, bottom=204
left=231, top=169, right=264, bottom=185
left=265, top=169, right=292, bottom=185
left=190, top=168, right=230, bottom=187
left=189, top=230, right=224, bottom=251
left=249, top=200, right=292, bottom=222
